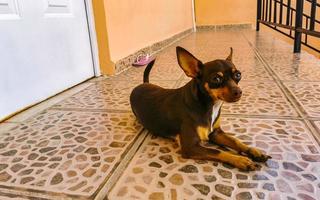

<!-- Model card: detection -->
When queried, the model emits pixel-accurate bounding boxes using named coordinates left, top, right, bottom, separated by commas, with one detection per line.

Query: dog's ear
left=176, top=46, right=202, bottom=78
left=226, top=47, right=233, bottom=62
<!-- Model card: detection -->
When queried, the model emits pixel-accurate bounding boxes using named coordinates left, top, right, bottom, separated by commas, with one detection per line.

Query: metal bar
left=263, top=23, right=295, bottom=39
left=258, top=20, right=296, bottom=30
left=279, top=0, right=283, bottom=24
left=274, top=0, right=319, bottom=22
left=305, top=17, right=308, bottom=43
left=257, top=0, right=262, bottom=30
left=262, top=0, right=265, bottom=21
left=269, top=0, right=272, bottom=21
left=294, top=0, right=304, bottom=53
left=297, top=27, right=320, bottom=37
left=265, top=0, right=269, bottom=20
left=290, top=9, right=293, bottom=36
left=286, top=0, right=291, bottom=25
left=310, top=0, right=317, bottom=30
left=305, top=0, right=320, bottom=7
left=274, top=0, right=277, bottom=23
left=264, top=23, right=320, bottom=53
left=302, top=41, right=320, bottom=53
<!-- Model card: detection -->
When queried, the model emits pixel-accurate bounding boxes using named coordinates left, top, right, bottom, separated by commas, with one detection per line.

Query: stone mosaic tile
left=156, top=46, right=260, bottom=76
left=284, top=82, right=320, bottom=118
left=175, top=32, right=254, bottom=60
left=314, top=121, right=320, bottom=131
left=243, top=32, right=320, bottom=82
left=223, top=81, right=297, bottom=117
left=53, top=80, right=176, bottom=111
left=0, top=110, right=142, bottom=198
left=234, top=60, right=272, bottom=81
left=313, top=122, right=320, bottom=140
left=112, top=62, right=183, bottom=82
left=5, top=82, right=94, bottom=123
left=109, top=118, right=320, bottom=200
left=268, top=62, right=320, bottom=81
left=243, top=30, right=318, bottom=62
left=177, top=80, right=297, bottom=117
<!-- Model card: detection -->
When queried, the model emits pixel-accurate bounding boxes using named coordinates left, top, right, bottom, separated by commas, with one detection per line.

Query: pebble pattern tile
left=284, top=82, right=320, bottom=118
left=222, top=81, right=297, bottom=117
left=109, top=118, right=320, bottom=200
left=177, top=80, right=297, bottom=117
left=267, top=62, right=320, bottom=82
left=1, top=29, right=320, bottom=199
left=0, top=110, right=142, bottom=197
left=53, top=80, right=176, bottom=111
left=113, top=62, right=183, bottom=82
left=243, top=30, right=320, bottom=82
left=314, top=121, right=320, bottom=133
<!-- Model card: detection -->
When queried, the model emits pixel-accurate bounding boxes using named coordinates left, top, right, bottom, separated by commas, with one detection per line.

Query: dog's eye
left=234, top=71, right=241, bottom=81
left=211, top=76, right=223, bottom=84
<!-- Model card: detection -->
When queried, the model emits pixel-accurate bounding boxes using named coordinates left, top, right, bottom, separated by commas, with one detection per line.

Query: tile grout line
left=241, top=32, right=320, bottom=145
left=221, top=113, right=303, bottom=120
left=48, top=107, right=133, bottom=113
left=5, top=82, right=94, bottom=123
left=49, top=107, right=310, bottom=120
left=94, top=130, right=149, bottom=200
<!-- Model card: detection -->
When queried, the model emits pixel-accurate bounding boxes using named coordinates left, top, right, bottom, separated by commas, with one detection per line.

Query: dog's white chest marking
left=211, top=100, right=223, bottom=131
left=197, top=100, right=223, bottom=141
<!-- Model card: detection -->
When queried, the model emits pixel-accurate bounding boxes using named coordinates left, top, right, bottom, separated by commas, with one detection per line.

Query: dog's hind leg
left=209, top=128, right=271, bottom=162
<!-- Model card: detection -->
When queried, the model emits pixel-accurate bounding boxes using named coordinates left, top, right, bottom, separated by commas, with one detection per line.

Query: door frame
left=84, top=0, right=101, bottom=76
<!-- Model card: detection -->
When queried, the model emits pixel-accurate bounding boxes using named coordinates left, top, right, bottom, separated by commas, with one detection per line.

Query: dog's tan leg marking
left=181, top=143, right=258, bottom=171
left=180, top=124, right=258, bottom=171
left=209, top=130, right=271, bottom=162
left=197, top=126, right=210, bottom=141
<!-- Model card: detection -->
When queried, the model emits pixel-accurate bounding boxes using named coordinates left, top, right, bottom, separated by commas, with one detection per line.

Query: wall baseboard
left=112, top=28, right=194, bottom=75
left=197, top=23, right=253, bottom=31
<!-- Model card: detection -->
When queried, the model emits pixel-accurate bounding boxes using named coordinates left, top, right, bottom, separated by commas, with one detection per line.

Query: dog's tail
left=143, top=59, right=155, bottom=83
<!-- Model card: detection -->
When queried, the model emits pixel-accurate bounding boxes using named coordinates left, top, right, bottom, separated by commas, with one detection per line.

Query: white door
left=0, top=0, right=95, bottom=120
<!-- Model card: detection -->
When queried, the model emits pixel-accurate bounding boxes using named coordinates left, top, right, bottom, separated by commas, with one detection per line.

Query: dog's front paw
left=247, top=147, right=271, bottom=162
left=230, top=155, right=259, bottom=171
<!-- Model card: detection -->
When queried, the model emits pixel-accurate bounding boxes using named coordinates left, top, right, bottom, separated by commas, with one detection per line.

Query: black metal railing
left=257, top=0, right=320, bottom=53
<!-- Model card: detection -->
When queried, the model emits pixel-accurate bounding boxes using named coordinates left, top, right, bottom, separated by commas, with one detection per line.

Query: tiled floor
left=1, top=29, right=320, bottom=200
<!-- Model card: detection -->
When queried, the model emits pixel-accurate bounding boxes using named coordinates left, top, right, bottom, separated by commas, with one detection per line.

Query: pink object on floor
left=132, top=53, right=155, bottom=66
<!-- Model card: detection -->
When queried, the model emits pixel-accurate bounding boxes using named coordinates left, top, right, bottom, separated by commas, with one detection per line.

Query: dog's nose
left=232, top=88, right=242, bottom=98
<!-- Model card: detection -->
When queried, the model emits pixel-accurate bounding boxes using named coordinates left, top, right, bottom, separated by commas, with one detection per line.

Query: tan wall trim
left=92, top=0, right=115, bottom=75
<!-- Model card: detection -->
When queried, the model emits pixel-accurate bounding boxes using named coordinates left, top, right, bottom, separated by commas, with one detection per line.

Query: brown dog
left=130, top=47, right=271, bottom=170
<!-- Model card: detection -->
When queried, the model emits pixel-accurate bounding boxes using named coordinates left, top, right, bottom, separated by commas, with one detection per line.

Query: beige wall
left=195, top=0, right=256, bottom=26
left=104, top=0, right=194, bottom=61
